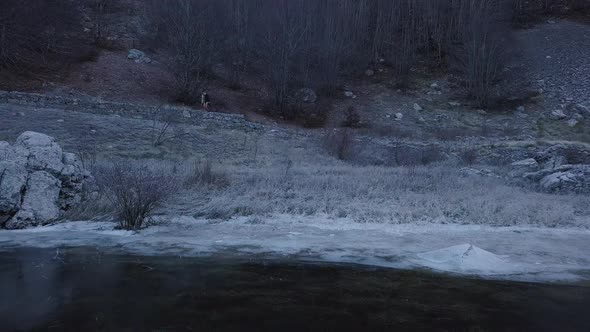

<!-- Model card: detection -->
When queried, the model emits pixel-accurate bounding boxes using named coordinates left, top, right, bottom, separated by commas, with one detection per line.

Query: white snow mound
left=417, top=244, right=519, bottom=275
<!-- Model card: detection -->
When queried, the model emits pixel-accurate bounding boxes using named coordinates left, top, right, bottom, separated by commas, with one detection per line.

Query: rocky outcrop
left=504, top=148, right=590, bottom=194
left=524, top=164, right=590, bottom=194
left=0, top=132, right=96, bottom=229
left=510, top=158, right=539, bottom=177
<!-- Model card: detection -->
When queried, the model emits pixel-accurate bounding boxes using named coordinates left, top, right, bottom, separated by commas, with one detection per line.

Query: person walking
left=201, top=90, right=211, bottom=110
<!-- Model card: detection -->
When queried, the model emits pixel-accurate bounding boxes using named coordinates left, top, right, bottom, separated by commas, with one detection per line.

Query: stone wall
left=0, top=91, right=263, bottom=131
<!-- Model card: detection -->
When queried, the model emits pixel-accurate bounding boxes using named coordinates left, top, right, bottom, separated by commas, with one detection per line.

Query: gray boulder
left=15, top=131, right=64, bottom=174
left=0, top=165, right=28, bottom=225
left=128, top=49, right=152, bottom=64
left=526, top=164, right=590, bottom=194
left=540, top=172, right=575, bottom=192
left=567, top=118, right=579, bottom=127
left=510, top=158, right=539, bottom=177
left=543, top=155, right=567, bottom=170
left=344, top=91, right=356, bottom=98
left=296, top=88, right=317, bottom=103
left=6, top=171, right=61, bottom=229
left=0, top=132, right=96, bottom=229
left=550, top=109, right=567, bottom=120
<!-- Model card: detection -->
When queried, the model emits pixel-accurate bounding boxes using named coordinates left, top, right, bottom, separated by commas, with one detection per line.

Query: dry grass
left=4, top=105, right=589, bottom=229
left=186, top=162, right=590, bottom=228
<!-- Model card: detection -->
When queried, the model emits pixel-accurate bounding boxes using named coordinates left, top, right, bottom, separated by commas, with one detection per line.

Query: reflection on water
left=1, top=247, right=589, bottom=331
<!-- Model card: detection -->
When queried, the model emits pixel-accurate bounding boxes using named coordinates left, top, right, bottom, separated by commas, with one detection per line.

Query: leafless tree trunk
left=147, top=0, right=222, bottom=103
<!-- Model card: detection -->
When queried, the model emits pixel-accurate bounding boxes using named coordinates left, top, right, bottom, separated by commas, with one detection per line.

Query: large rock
left=296, top=88, right=317, bottom=103
left=540, top=172, right=578, bottom=193
left=510, top=158, right=539, bottom=177
left=0, top=165, right=28, bottom=225
left=6, top=172, right=61, bottom=229
left=15, top=131, right=64, bottom=174
left=512, top=158, right=539, bottom=174
left=0, top=132, right=96, bottom=229
left=526, top=164, right=590, bottom=194
left=127, top=49, right=152, bottom=64
left=550, top=109, right=567, bottom=120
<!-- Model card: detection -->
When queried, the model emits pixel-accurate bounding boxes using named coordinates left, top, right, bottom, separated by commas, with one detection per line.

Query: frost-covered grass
left=78, top=156, right=590, bottom=229
left=181, top=162, right=590, bottom=228
left=3, top=105, right=587, bottom=229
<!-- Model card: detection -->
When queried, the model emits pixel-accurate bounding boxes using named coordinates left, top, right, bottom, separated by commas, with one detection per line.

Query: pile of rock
left=0, top=132, right=96, bottom=229
left=550, top=103, right=589, bottom=127
left=510, top=156, right=590, bottom=194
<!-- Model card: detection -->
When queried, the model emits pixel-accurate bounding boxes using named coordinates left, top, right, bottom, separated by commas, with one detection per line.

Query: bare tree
left=258, top=0, right=311, bottom=113
left=147, top=0, right=222, bottom=103
left=138, top=0, right=515, bottom=110
left=453, top=0, right=511, bottom=106
left=0, top=0, right=90, bottom=71
left=149, top=108, right=189, bottom=147
left=97, top=162, right=179, bottom=230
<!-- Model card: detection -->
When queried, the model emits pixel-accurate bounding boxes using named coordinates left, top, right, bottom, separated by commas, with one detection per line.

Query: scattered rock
left=460, top=167, right=498, bottom=178
left=413, top=103, right=423, bottom=112
left=182, top=110, right=192, bottom=118
left=543, top=156, right=567, bottom=170
left=296, top=88, right=317, bottom=103
left=567, top=118, right=579, bottom=127
left=476, top=109, right=487, bottom=115
left=571, top=103, right=590, bottom=117
left=365, top=69, right=375, bottom=77
left=550, top=109, right=567, bottom=120
left=0, top=132, right=96, bottom=229
left=127, top=49, right=152, bottom=64
left=516, top=106, right=526, bottom=112
left=448, top=101, right=461, bottom=107
left=394, top=113, right=404, bottom=121
left=344, top=91, right=356, bottom=98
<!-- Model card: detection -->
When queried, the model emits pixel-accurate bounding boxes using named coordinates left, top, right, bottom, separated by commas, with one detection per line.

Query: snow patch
left=417, top=244, right=521, bottom=275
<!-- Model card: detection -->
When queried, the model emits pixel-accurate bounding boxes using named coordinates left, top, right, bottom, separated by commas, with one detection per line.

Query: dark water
left=1, top=247, right=589, bottom=332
